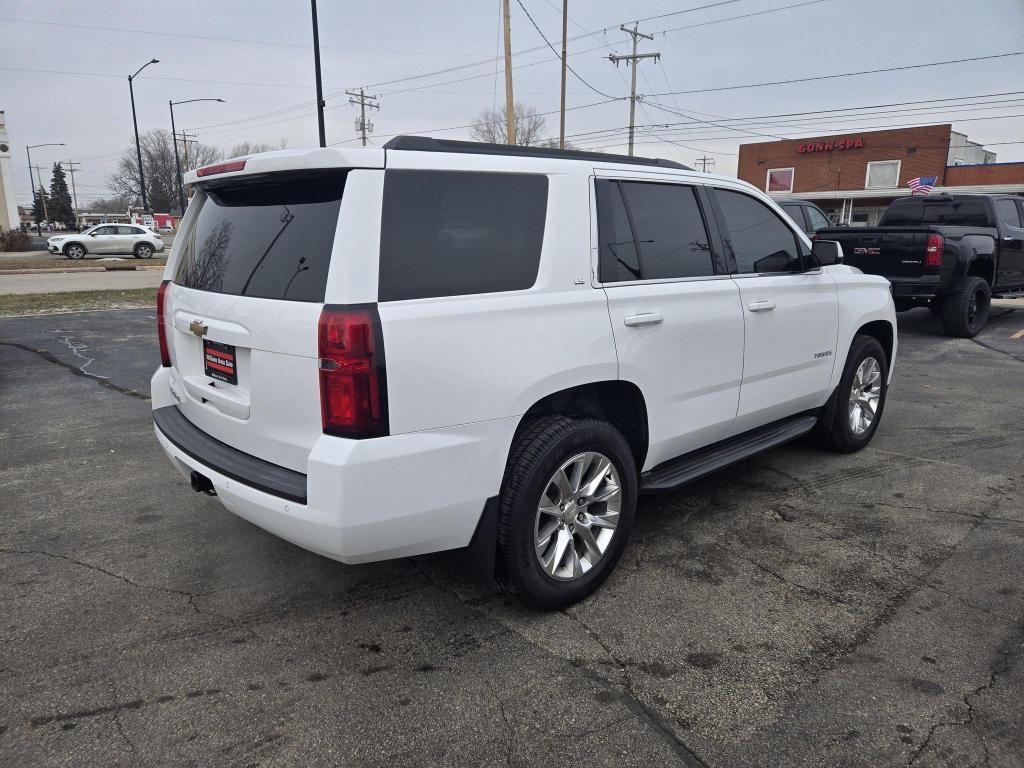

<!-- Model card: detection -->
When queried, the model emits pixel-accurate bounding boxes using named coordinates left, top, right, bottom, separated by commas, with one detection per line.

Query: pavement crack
left=0, top=340, right=149, bottom=400
left=109, top=681, right=137, bottom=754
left=968, top=336, right=1024, bottom=364
left=718, top=542, right=852, bottom=607
left=561, top=608, right=711, bottom=768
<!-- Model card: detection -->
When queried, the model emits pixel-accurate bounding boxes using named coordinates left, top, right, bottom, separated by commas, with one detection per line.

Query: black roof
left=383, top=135, right=692, bottom=171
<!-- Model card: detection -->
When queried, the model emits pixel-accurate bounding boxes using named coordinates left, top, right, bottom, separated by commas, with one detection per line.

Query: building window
left=766, top=167, right=794, bottom=193
left=865, top=160, right=901, bottom=189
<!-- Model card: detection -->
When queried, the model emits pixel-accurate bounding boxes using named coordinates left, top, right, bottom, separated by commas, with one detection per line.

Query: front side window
left=596, top=180, right=714, bottom=282
left=714, top=188, right=803, bottom=274
left=865, top=160, right=901, bottom=189
left=996, top=198, right=1022, bottom=228
left=806, top=206, right=832, bottom=231
left=766, top=167, right=794, bottom=193
left=378, top=170, right=548, bottom=302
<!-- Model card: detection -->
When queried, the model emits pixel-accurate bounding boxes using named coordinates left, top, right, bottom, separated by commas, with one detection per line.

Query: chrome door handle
left=623, top=313, right=663, bottom=327
left=748, top=300, right=776, bottom=312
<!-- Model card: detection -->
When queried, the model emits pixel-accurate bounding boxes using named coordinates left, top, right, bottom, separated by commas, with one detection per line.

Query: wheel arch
left=855, top=319, right=894, bottom=369
left=513, top=380, right=649, bottom=471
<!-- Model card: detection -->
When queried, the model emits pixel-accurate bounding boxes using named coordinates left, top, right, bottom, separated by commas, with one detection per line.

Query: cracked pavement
left=1, top=306, right=1022, bottom=767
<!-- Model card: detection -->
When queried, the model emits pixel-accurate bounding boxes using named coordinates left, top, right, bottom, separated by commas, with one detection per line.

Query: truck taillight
left=157, top=280, right=171, bottom=367
left=925, top=233, right=944, bottom=268
left=318, top=305, right=389, bottom=439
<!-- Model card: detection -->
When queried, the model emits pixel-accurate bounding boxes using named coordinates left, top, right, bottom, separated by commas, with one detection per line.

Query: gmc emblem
left=853, top=247, right=881, bottom=255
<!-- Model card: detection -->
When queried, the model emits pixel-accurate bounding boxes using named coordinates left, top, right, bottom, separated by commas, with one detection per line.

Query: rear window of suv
left=174, top=171, right=345, bottom=302
left=378, top=170, right=548, bottom=302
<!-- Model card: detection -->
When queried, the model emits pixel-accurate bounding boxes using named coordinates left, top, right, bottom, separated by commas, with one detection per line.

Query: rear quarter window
left=174, top=171, right=345, bottom=302
left=378, top=170, right=548, bottom=302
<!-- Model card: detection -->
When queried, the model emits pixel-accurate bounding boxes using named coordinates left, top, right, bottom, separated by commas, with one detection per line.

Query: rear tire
left=134, top=242, right=153, bottom=259
left=496, top=415, right=637, bottom=609
left=941, top=276, right=990, bottom=338
left=813, top=334, right=888, bottom=453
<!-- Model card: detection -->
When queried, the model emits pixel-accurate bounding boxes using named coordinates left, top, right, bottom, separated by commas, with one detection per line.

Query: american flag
left=907, top=176, right=938, bottom=195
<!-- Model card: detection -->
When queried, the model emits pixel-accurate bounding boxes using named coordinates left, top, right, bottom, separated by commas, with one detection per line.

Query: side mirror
left=89, top=232, right=97, bottom=236
left=811, top=239, right=843, bottom=267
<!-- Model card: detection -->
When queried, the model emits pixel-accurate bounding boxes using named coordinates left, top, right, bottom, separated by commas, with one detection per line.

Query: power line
left=645, top=51, right=1024, bottom=97
left=513, top=0, right=621, bottom=99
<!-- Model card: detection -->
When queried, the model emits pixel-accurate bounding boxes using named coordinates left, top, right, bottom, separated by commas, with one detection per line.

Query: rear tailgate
left=162, top=169, right=344, bottom=473
left=821, top=227, right=932, bottom=279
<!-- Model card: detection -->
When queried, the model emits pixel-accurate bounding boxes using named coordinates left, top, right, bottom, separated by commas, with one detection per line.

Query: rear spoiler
left=184, top=147, right=384, bottom=185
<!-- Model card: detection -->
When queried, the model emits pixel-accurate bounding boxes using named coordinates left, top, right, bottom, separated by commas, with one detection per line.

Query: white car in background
left=48, top=224, right=165, bottom=259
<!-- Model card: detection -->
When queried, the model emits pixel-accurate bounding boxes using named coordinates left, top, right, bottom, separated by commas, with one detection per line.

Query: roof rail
left=383, top=135, right=692, bottom=171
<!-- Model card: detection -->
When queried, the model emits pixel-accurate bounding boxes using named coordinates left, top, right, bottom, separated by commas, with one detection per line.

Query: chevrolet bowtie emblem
left=189, top=320, right=208, bottom=337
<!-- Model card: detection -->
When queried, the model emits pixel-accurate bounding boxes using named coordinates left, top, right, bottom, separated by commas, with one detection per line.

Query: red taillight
left=318, top=305, right=388, bottom=439
left=196, top=159, right=246, bottom=177
left=157, top=280, right=171, bottom=367
left=925, top=233, right=944, bottom=268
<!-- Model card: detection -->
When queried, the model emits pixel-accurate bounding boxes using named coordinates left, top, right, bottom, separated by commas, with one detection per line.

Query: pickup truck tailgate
left=825, top=229, right=931, bottom=279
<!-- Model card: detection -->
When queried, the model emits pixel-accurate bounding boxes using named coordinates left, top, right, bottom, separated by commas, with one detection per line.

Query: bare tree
left=108, top=129, right=222, bottom=215
left=470, top=102, right=547, bottom=146
left=228, top=139, right=289, bottom=157
left=88, top=195, right=133, bottom=213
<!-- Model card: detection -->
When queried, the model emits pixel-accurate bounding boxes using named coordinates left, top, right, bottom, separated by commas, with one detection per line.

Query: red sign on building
left=798, top=137, right=865, bottom=153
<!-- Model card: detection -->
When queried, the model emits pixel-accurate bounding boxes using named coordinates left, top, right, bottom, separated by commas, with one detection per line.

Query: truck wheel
left=813, top=334, right=888, bottom=453
left=496, top=415, right=636, bottom=609
left=941, top=276, right=990, bottom=338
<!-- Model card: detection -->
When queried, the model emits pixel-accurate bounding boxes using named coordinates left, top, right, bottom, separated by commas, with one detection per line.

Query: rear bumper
left=151, top=368, right=517, bottom=564
left=889, top=275, right=942, bottom=299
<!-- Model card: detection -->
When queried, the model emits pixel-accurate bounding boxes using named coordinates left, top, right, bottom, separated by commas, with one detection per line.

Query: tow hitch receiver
left=190, top=470, right=217, bottom=496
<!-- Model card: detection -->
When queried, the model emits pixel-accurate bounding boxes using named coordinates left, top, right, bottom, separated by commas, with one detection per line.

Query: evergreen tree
left=31, top=186, right=50, bottom=225
left=48, top=162, right=76, bottom=228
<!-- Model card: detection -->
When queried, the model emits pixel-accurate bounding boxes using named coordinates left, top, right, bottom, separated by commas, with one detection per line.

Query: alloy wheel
left=534, top=451, right=622, bottom=581
left=848, top=356, right=881, bottom=435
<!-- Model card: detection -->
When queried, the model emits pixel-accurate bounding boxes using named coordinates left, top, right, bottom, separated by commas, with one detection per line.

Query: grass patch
left=0, top=257, right=166, bottom=271
left=0, top=288, right=157, bottom=316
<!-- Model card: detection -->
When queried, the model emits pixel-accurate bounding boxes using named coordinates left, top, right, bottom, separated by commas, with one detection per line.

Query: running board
left=640, top=413, right=819, bottom=493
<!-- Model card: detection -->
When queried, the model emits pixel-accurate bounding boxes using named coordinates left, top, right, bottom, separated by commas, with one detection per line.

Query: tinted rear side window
left=174, top=171, right=344, bottom=302
left=378, top=170, right=548, bottom=301
left=620, top=182, right=714, bottom=280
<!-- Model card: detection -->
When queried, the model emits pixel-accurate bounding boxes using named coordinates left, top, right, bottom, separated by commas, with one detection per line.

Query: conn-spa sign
left=798, top=137, right=865, bottom=153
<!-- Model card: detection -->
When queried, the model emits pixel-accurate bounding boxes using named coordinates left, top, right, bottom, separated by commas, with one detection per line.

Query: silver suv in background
left=48, top=224, right=164, bottom=259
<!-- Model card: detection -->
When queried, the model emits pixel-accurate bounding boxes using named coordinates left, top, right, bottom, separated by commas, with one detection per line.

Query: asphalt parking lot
left=1, top=306, right=1022, bottom=768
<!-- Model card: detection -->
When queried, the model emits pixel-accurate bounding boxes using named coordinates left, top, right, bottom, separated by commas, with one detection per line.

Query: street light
left=128, top=58, right=159, bottom=215
left=169, top=98, right=224, bottom=215
left=25, top=142, right=65, bottom=236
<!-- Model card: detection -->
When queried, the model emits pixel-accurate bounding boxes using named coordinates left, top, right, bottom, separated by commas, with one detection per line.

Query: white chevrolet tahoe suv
left=152, top=137, right=896, bottom=608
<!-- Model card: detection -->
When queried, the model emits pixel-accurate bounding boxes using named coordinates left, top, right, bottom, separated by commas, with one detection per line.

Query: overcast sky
left=2, top=0, right=1023, bottom=206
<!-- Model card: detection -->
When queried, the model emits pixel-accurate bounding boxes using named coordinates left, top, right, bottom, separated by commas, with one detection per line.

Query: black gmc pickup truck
left=819, top=194, right=1024, bottom=337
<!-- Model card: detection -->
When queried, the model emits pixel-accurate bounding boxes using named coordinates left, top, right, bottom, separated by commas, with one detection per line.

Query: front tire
left=941, top=276, right=990, bottom=338
left=496, top=415, right=637, bottom=609
left=813, top=334, right=888, bottom=453
left=134, top=243, right=154, bottom=259
left=64, top=243, right=86, bottom=260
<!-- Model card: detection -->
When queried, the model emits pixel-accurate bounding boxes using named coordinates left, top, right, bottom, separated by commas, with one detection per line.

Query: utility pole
left=33, top=165, right=49, bottom=223
left=179, top=130, right=198, bottom=168
left=62, top=160, right=82, bottom=229
left=559, top=0, right=568, bottom=149
left=694, top=157, right=715, bottom=173
left=608, top=24, right=659, bottom=156
left=128, top=59, right=159, bottom=213
left=310, top=0, right=327, bottom=147
left=346, top=89, right=379, bottom=146
left=502, top=0, right=516, bottom=144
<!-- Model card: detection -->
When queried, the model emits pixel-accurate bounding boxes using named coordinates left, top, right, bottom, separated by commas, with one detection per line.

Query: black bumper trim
left=153, top=405, right=308, bottom=504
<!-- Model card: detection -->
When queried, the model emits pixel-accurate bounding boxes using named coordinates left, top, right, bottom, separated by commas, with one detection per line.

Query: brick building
left=737, top=124, right=1024, bottom=226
